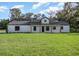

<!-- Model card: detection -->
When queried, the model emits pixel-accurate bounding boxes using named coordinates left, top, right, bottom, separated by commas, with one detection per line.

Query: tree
left=10, top=8, right=21, bottom=20
left=41, top=14, right=46, bottom=18
left=56, top=10, right=65, bottom=21
left=36, top=13, right=42, bottom=20
left=46, top=10, right=55, bottom=19
left=0, top=19, right=9, bottom=29
left=19, top=12, right=33, bottom=21
left=56, top=2, right=79, bottom=32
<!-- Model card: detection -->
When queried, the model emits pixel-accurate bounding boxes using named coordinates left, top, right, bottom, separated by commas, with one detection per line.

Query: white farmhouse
left=7, top=17, right=70, bottom=33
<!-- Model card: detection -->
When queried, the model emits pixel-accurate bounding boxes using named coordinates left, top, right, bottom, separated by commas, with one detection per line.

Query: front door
left=42, top=26, right=44, bottom=32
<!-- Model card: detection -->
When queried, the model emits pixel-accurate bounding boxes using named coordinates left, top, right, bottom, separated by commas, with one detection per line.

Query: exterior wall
left=41, top=18, right=49, bottom=24
left=44, top=26, right=51, bottom=32
left=31, top=26, right=40, bottom=32
left=31, top=25, right=51, bottom=32
left=52, top=25, right=60, bottom=33
left=8, top=25, right=31, bottom=32
left=8, top=25, right=70, bottom=33
left=61, top=25, right=70, bottom=32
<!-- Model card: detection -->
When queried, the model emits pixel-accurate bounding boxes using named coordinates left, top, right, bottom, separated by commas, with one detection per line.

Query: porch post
left=51, top=26, right=52, bottom=32
left=44, top=26, right=46, bottom=32
left=30, top=25, right=32, bottom=32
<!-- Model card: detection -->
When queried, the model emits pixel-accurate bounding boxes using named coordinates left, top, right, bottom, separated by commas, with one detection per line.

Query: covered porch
left=31, top=25, right=63, bottom=32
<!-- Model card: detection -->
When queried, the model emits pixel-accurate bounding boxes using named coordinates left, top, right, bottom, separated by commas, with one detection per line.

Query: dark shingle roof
left=9, top=20, right=30, bottom=25
left=8, top=18, right=69, bottom=25
left=50, top=21, right=69, bottom=25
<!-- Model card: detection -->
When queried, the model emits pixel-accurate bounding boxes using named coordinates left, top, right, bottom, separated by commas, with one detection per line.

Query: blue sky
left=0, top=2, right=64, bottom=19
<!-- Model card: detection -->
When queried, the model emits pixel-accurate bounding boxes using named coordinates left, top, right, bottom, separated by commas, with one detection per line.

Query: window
left=15, top=26, right=20, bottom=31
left=61, top=26, right=63, bottom=30
left=44, top=20, right=47, bottom=22
left=53, top=26, right=56, bottom=30
left=33, top=26, right=36, bottom=31
left=46, top=26, right=49, bottom=31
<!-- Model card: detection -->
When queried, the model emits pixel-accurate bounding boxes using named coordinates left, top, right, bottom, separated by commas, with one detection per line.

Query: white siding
left=52, top=26, right=60, bottom=33
left=8, top=25, right=70, bottom=33
left=61, top=25, right=70, bottom=32
left=8, top=25, right=31, bottom=32
left=44, top=26, right=51, bottom=32
left=8, top=25, right=14, bottom=32
left=32, top=26, right=40, bottom=32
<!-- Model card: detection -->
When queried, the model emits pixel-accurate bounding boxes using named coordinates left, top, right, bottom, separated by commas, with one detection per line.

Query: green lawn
left=0, top=33, right=79, bottom=56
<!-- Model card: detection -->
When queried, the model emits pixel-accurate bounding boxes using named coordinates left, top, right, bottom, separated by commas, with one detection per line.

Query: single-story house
left=7, top=17, right=70, bottom=33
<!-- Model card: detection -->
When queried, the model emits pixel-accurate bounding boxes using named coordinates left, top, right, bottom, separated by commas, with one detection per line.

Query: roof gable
left=41, top=17, right=49, bottom=24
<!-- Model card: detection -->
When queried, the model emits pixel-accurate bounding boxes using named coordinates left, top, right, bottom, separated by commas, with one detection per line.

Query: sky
left=0, top=2, right=64, bottom=19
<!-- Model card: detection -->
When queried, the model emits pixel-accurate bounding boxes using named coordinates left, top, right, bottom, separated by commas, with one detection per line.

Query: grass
left=0, top=32, right=79, bottom=56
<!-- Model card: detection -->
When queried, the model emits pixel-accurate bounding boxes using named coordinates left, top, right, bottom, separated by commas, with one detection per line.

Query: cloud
left=39, top=11, right=44, bottom=14
left=39, top=5, right=64, bottom=17
left=32, top=2, right=48, bottom=9
left=11, top=5, right=24, bottom=9
left=11, top=5, right=25, bottom=14
left=0, top=6, right=8, bottom=12
left=39, top=6, right=64, bottom=14
left=0, top=6, right=8, bottom=9
left=39, top=2, right=64, bottom=14
left=57, top=2, right=64, bottom=7
left=48, top=7, right=63, bottom=12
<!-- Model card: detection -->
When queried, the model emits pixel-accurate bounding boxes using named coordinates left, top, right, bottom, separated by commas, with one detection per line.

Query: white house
left=7, top=17, right=70, bottom=33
